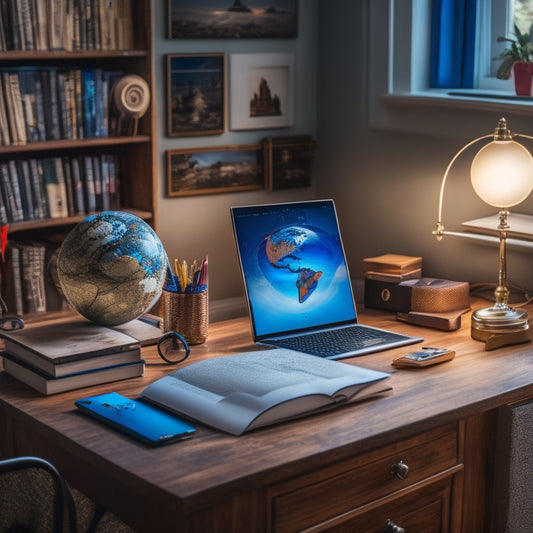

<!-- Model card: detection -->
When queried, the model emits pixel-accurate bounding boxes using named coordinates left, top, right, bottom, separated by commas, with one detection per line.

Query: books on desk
left=141, top=348, right=391, bottom=435
left=1, top=319, right=147, bottom=394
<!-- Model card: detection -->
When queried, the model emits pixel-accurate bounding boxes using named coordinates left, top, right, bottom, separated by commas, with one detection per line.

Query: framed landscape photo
left=167, top=53, right=226, bottom=137
left=230, top=53, right=294, bottom=131
left=167, top=145, right=263, bottom=197
left=263, top=136, right=315, bottom=190
left=167, top=0, right=298, bottom=39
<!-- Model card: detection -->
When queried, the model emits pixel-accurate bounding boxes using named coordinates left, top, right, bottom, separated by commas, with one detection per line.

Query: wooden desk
left=1, top=305, right=533, bottom=532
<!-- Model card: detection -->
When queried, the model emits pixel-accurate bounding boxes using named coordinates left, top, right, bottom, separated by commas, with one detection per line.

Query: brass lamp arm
left=433, top=134, right=492, bottom=240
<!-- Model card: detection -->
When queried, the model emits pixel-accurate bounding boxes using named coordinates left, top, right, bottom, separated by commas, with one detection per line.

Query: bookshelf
left=0, top=2, right=157, bottom=319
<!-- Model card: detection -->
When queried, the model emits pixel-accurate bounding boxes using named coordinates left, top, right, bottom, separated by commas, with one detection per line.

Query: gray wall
left=154, top=1, right=533, bottom=317
left=316, top=1, right=533, bottom=297
left=154, top=1, right=319, bottom=316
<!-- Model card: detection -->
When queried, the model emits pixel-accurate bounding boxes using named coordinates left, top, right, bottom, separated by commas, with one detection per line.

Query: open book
left=140, top=349, right=391, bottom=435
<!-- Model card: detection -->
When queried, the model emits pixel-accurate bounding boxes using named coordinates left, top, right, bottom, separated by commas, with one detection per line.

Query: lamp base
left=471, top=304, right=531, bottom=350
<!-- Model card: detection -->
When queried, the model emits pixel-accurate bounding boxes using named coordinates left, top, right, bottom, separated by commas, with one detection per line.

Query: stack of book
left=363, top=254, right=423, bottom=313
left=1, top=319, right=146, bottom=395
left=363, top=253, right=423, bottom=283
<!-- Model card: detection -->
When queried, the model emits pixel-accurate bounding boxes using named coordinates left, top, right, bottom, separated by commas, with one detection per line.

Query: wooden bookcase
left=0, top=2, right=157, bottom=319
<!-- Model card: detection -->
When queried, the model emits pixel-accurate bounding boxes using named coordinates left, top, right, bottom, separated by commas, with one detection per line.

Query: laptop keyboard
left=266, top=326, right=390, bottom=358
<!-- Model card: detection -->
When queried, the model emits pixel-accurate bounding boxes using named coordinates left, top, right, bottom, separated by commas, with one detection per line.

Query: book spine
left=47, top=68, right=61, bottom=140
left=19, top=0, right=35, bottom=51
left=34, top=0, right=48, bottom=50
left=83, top=155, right=96, bottom=212
left=0, top=162, right=15, bottom=222
left=17, top=159, right=35, bottom=220
left=33, top=72, right=47, bottom=141
left=18, top=69, right=40, bottom=142
left=0, top=77, right=11, bottom=145
left=92, top=155, right=103, bottom=210
left=70, top=156, right=86, bottom=214
left=82, top=69, right=96, bottom=137
left=42, top=158, right=66, bottom=218
left=8, top=72, right=27, bottom=145
left=48, top=0, right=66, bottom=51
left=0, top=184, right=8, bottom=224
left=94, top=68, right=105, bottom=136
left=62, top=156, right=75, bottom=217
left=73, top=68, right=84, bottom=139
left=1, top=0, right=14, bottom=51
left=107, top=154, right=120, bottom=209
left=100, top=155, right=110, bottom=211
left=56, top=71, right=70, bottom=139
left=8, top=0, right=22, bottom=50
left=7, top=160, right=24, bottom=222
left=28, top=158, right=48, bottom=220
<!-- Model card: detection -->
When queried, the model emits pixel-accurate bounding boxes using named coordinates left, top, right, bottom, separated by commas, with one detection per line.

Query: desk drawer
left=269, top=423, right=461, bottom=533
left=313, top=475, right=454, bottom=533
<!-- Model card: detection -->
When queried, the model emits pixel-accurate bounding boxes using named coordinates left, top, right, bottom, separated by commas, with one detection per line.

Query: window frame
left=368, top=0, right=533, bottom=136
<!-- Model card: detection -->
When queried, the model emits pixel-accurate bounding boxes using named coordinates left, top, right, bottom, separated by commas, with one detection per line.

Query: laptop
left=230, top=199, right=423, bottom=359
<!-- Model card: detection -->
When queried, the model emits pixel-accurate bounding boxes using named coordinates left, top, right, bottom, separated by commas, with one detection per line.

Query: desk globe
left=57, top=211, right=167, bottom=326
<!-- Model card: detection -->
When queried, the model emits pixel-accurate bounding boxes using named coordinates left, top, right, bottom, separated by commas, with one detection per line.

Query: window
left=480, top=0, right=533, bottom=88
left=368, top=0, right=533, bottom=135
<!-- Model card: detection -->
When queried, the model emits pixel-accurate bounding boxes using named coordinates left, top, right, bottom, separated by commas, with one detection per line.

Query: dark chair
left=0, top=456, right=77, bottom=533
left=0, top=456, right=135, bottom=532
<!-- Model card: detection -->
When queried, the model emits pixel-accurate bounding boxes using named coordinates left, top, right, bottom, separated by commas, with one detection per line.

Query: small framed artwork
left=263, top=136, right=315, bottom=190
left=167, top=0, right=298, bottom=39
left=167, top=145, right=263, bottom=197
left=167, top=53, right=226, bottom=137
left=230, top=53, right=294, bottom=131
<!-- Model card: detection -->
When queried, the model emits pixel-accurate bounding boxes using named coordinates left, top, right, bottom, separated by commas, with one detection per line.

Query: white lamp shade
left=470, top=140, right=533, bottom=208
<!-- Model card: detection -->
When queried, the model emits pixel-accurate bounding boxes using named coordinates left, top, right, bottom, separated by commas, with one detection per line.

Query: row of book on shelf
left=0, top=67, right=125, bottom=147
left=2, top=240, right=68, bottom=316
left=0, top=153, right=121, bottom=225
left=0, top=318, right=164, bottom=395
left=0, top=0, right=134, bottom=52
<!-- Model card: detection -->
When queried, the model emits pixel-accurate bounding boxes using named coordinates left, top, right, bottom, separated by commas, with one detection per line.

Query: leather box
left=364, top=279, right=412, bottom=312
left=364, top=277, right=470, bottom=313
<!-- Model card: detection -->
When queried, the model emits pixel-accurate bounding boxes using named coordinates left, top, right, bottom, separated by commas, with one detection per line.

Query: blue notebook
left=231, top=199, right=422, bottom=359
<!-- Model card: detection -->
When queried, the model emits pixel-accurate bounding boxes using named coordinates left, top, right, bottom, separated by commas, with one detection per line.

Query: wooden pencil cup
left=161, top=289, right=208, bottom=344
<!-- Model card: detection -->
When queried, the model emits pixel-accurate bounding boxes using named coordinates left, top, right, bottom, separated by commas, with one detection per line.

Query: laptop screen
left=231, top=199, right=357, bottom=340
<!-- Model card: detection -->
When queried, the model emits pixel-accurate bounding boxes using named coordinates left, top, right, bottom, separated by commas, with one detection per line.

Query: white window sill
left=369, top=90, right=533, bottom=137
left=382, top=90, right=533, bottom=113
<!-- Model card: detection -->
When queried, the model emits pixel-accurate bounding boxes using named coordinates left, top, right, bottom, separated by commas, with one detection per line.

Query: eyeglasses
left=157, top=331, right=190, bottom=364
left=0, top=316, right=24, bottom=331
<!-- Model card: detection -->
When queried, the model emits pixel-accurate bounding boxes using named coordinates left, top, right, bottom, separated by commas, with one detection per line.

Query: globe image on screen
left=260, top=225, right=343, bottom=304
left=57, top=211, right=167, bottom=326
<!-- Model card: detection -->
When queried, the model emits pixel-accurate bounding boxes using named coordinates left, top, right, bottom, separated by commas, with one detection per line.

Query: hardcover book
left=2, top=356, right=145, bottom=395
left=363, top=254, right=423, bottom=275
left=1, top=319, right=141, bottom=377
left=141, top=349, right=391, bottom=435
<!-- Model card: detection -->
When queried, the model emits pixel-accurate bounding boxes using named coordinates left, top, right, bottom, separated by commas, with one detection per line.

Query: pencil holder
left=161, top=289, right=208, bottom=344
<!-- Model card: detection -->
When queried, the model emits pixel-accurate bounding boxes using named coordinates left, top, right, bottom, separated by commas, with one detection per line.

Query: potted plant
left=497, top=23, right=533, bottom=95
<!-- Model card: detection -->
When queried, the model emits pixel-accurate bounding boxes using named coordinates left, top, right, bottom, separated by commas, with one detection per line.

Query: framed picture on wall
left=167, top=53, right=226, bottom=137
left=230, top=53, right=294, bottom=131
left=263, top=136, right=315, bottom=190
left=167, top=0, right=298, bottom=39
left=167, top=145, right=263, bottom=197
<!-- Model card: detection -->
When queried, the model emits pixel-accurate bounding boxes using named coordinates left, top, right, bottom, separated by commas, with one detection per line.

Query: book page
left=141, top=349, right=390, bottom=435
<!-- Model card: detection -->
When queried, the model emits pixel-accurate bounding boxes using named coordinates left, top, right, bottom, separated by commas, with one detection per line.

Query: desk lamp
left=433, top=117, right=533, bottom=349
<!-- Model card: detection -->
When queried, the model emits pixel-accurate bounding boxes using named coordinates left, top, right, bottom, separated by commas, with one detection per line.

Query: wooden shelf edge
left=5, top=209, right=153, bottom=235
left=0, top=136, right=151, bottom=155
left=0, top=50, right=147, bottom=60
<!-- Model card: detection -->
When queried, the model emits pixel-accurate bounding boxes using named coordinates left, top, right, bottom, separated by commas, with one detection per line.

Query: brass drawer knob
left=390, top=460, right=409, bottom=480
left=384, top=519, right=405, bottom=533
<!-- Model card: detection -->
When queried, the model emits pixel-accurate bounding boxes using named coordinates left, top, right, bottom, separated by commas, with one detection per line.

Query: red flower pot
left=513, top=62, right=533, bottom=96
